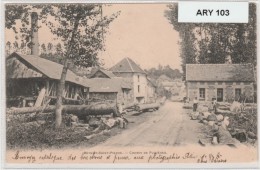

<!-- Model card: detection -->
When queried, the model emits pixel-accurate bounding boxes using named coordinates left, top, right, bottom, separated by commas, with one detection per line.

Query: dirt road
left=97, top=101, right=204, bottom=147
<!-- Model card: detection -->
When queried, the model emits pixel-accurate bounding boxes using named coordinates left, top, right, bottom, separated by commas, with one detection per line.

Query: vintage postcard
left=3, top=1, right=259, bottom=169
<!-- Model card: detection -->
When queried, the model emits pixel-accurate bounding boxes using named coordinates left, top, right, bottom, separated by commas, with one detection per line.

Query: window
left=138, top=85, right=140, bottom=93
left=138, top=75, right=140, bottom=82
left=235, top=88, right=241, bottom=100
left=199, top=88, right=205, bottom=100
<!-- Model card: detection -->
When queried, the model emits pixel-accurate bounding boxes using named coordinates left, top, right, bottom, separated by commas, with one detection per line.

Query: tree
left=232, top=4, right=257, bottom=67
left=5, top=5, right=30, bottom=33
left=145, top=65, right=182, bottom=81
left=165, top=4, right=197, bottom=80
left=41, top=43, right=46, bottom=54
left=6, top=41, right=11, bottom=55
left=12, top=41, right=19, bottom=52
left=20, top=40, right=26, bottom=54
left=5, top=4, right=119, bottom=128
left=47, top=42, right=53, bottom=54
left=165, top=3, right=257, bottom=78
left=55, top=43, right=62, bottom=55
left=40, top=4, right=119, bottom=128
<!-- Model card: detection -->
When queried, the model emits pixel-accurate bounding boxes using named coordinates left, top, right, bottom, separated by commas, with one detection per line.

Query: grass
left=6, top=112, right=122, bottom=150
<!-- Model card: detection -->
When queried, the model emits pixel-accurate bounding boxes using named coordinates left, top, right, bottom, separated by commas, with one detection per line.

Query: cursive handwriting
left=10, top=150, right=228, bottom=163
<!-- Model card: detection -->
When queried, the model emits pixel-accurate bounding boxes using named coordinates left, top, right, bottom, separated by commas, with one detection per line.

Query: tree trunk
left=55, top=16, right=80, bottom=128
left=7, top=104, right=117, bottom=116
left=136, top=103, right=160, bottom=112
left=55, top=59, right=69, bottom=128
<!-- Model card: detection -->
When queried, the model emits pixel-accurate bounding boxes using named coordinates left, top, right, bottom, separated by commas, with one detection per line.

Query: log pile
left=7, top=106, right=129, bottom=148
left=188, top=101, right=257, bottom=147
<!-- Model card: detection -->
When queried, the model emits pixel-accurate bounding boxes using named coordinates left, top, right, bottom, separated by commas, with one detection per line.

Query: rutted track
left=94, top=101, right=203, bottom=147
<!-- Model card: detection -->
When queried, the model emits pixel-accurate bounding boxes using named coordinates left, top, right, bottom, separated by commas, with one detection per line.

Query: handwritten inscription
left=11, top=150, right=227, bottom=163
left=197, top=153, right=227, bottom=163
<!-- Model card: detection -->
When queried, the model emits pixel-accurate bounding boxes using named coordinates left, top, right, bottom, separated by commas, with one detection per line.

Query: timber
left=123, top=103, right=136, bottom=110
left=7, top=103, right=117, bottom=116
left=136, top=103, right=160, bottom=112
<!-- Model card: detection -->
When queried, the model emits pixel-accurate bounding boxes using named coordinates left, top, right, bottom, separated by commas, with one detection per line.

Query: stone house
left=186, top=64, right=255, bottom=102
left=110, top=57, right=155, bottom=104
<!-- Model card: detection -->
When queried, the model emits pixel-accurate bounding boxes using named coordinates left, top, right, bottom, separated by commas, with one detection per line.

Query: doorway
left=217, top=88, right=223, bottom=102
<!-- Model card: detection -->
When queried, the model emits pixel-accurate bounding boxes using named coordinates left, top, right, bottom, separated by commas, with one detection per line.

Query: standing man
left=193, top=97, right=198, bottom=112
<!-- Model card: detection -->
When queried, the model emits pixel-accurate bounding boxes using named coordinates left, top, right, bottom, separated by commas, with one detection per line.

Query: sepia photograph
left=4, top=2, right=258, bottom=167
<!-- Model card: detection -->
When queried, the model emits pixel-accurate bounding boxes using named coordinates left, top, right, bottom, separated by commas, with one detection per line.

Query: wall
left=187, top=81, right=254, bottom=102
left=133, top=74, right=146, bottom=96
left=89, top=92, right=117, bottom=103
left=113, top=72, right=149, bottom=103
left=146, top=83, right=156, bottom=103
left=112, top=72, right=134, bottom=103
left=117, top=89, right=132, bottom=105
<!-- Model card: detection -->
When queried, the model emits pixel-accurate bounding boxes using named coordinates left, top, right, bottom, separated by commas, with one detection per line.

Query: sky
left=5, top=4, right=181, bottom=70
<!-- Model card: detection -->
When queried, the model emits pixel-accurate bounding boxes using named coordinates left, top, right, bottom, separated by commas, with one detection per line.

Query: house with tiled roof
left=110, top=57, right=156, bottom=104
left=88, top=68, right=132, bottom=104
left=186, top=64, right=255, bottom=102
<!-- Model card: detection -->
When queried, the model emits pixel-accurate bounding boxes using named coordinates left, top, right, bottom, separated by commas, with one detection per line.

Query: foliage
left=165, top=3, right=257, bottom=76
left=165, top=4, right=197, bottom=80
left=5, top=4, right=119, bottom=128
left=144, top=64, right=182, bottom=80
left=6, top=4, right=119, bottom=68
left=35, top=4, right=119, bottom=67
left=5, top=5, right=30, bottom=32
left=41, top=43, right=46, bottom=54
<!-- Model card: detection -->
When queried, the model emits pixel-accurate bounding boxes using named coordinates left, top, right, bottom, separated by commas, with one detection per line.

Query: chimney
left=31, top=12, right=39, bottom=55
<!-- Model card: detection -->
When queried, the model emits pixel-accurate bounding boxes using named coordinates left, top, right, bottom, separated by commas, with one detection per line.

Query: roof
left=90, top=68, right=116, bottom=78
left=110, top=57, right=146, bottom=74
left=88, top=77, right=131, bottom=93
left=186, top=64, right=254, bottom=82
left=7, top=52, right=91, bottom=87
left=147, top=78, right=156, bottom=87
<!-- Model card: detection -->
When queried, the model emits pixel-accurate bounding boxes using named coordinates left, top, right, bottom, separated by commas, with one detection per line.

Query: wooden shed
left=6, top=52, right=90, bottom=108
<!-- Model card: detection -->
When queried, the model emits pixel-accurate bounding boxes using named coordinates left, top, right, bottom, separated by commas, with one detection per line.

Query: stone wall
left=187, top=81, right=254, bottom=102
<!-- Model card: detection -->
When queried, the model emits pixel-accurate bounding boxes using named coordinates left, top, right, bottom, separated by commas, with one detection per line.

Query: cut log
left=136, top=103, right=160, bottom=112
left=123, top=103, right=136, bottom=110
left=7, top=105, right=55, bottom=115
left=7, top=103, right=118, bottom=116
